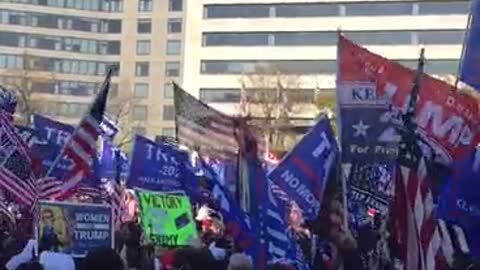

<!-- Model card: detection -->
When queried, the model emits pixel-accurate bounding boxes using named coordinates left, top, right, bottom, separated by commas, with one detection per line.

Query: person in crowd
left=16, top=262, right=42, bottom=270
left=38, top=234, right=75, bottom=270
left=83, top=248, right=124, bottom=270
left=227, top=253, right=253, bottom=270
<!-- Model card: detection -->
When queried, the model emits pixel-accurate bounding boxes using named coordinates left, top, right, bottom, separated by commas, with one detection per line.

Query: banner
left=437, top=148, right=480, bottom=259
left=137, top=190, right=198, bottom=246
left=128, top=135, right=187, bottom=192
left=37, top=201, right=113, bottom=257
left=98, top=139, right=129, bottom=180
left=268, top=116, right=337, bottom=220
left=32, top=114, right=74, bottom=176
left=338, top=35, right=480, bottom=164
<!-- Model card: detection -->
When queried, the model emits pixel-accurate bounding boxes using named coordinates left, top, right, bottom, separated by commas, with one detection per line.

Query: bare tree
left=106, top=79, right=143, bottom=150
left=240, top=65, right=314, bottom=152
left=0, top=51, right=54, bottom=125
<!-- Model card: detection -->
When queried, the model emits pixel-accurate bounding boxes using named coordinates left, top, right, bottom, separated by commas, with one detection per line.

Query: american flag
left=0, top=112, right=37, bottom=206
left=174, top=84, right=239, bottom=160
left=51, top=67, right=114, bottom=199
left=102, top=179, right=123, bottom=224
left=392, top=146, right=447, bottom=270
left=38, top=176, right=62, bottom=200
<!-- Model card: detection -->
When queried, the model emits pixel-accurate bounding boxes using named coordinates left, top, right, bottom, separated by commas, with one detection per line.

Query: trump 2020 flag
left=128, top=135, right=187, bottom=192
left=460, top=0, right=480, bottom=91
left=268, top=116, right=337, bottom=220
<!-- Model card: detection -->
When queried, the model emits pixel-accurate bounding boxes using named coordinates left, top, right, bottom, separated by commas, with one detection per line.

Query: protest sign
left=129, top=136, right=188, bottom=192
left=137, top=190, right=198, bottom=247
left=37, top=201, right=113, bottom=257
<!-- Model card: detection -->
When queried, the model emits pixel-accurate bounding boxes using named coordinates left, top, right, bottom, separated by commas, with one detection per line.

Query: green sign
left=138, top=191, right=198, bottom=247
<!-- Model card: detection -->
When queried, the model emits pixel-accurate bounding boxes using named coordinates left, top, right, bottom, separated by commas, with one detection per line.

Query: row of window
left=3, top=0, right=123, bottom=12
left=204, top=1, right=469, bottom=19
left=0, top=31, right=120, bottom=55
left=203, top=30, right=465, bottom=47
left=32, top=80, right=118, bottom=97
left=199, top=88, right=315, bottom=103
left=137, top=18, right=182, bottom=34
left=0, top=9, right=121, bottom=33
left=132, top=105, right=175, bottom=121
left=136, top=39, right=181, bottom=55
left=134, top=61, right=180, bottom=77
left=133, top=83, right=174, bottom=99
left=0, top=53, right=118, bottom=76
left=200, top=59, right=458, bottom=75
left=138, top=0, right=183, bottom=12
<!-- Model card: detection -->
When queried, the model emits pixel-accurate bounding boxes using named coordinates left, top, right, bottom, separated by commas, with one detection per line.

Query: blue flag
left=181, top=157, right=259, bottom=263
left=128, top=135, right=187, bottom=192
left=32, top=114, right=99, bottom=187
left=437, top=148, right=480, bottom=259
left=460, top=0, right=480, bottom=91
left=243, top=151, right=308, bottom=269
left=98, top=139, right=129, bottom=180
left=268, top=116, right=337, bottom=220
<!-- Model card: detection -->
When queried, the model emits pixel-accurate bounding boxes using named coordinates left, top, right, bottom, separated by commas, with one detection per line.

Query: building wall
left=0, top=0, right=185, bottom=139
left=183, top=0, right=468, bottom=117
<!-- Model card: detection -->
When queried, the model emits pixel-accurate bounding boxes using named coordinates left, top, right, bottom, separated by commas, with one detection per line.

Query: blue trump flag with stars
left=128, top=135, right=187, bottom=192
left=268, top=116, right=337, bottom=220
left=98, top=138, right=129, bottom=180
left=460, top=0, right=480, bottom=91
left=436, top=148, right=480, bottom=259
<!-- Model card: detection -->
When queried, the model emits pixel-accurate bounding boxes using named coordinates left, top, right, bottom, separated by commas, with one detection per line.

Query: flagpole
left=454, top=1, right=474, bottom=90
left=45, top=65, right=117, bottom=177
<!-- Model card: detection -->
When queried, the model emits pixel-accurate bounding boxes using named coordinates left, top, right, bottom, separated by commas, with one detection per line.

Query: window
left=136, top=40, right=151, bottom=55
left=163, top=105, right=175, bottom=120
left=134, top=83, right=149, bottom=98
left=417, top=2, right=469, bottom=15
left=345, top=31, right=411, bottom=45
left=162, top=128, right=175, bottom=137
left=167, top=18, right=182, bottom=33
left=203, top=33, right=269, bottom=46
left=275, top=3, right=338, bottom=17
left=416, top=30, right=465, bottom=45
left=133, top=105, right=148, bottom=120
left=137, top=19, right=151, bottom=33
left=166, top=40, right=181, bottom=55
left=138, top=0, right=153, bottom=12
left=136, top=62, right=149, bottom=77
left=132, top=126, right=146, bottom=135
left=169, top=0, right=182, bottom=11
left=200, top=88, right=240, bottom=103
left=344, top=2, right=413, bottom=16
left=165, top=62, right=180, bottom=77
left=205, top=4, right=269, bottom=18
left=164, top=83, right=174, bottom=98
left=200, top=60, right=336, bottom=74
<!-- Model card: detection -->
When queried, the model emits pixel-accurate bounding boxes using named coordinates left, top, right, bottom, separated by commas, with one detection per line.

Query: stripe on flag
left=0, top=112, right=37, bottom=206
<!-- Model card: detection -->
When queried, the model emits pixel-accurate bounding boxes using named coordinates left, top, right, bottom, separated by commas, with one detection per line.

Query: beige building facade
left=182, top=0, right=468, bottom=120
left=0, top=0, right=184, bottom=139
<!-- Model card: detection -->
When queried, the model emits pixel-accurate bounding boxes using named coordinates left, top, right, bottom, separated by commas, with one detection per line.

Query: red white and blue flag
left=52, top=68, right=113, bottom=199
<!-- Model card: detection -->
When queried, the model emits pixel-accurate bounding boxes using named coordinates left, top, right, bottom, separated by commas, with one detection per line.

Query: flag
left=52, top=67, right=114, bottom=199
left=174, top=84, right=239, bottom=160
left=38, top=176, right=62, bottom=200
left=459, top=0, right=480, bottom=91
left=391, top=44, right=445, bottom=270
left=0, top=111, right=37, bottom=206
left=99, top=116, right=119, bottom=140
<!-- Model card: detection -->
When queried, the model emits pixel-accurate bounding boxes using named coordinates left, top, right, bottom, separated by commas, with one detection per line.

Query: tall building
left=183, top=0, right=469, bottom=119
left=0, top=0, right=185, bottom=138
